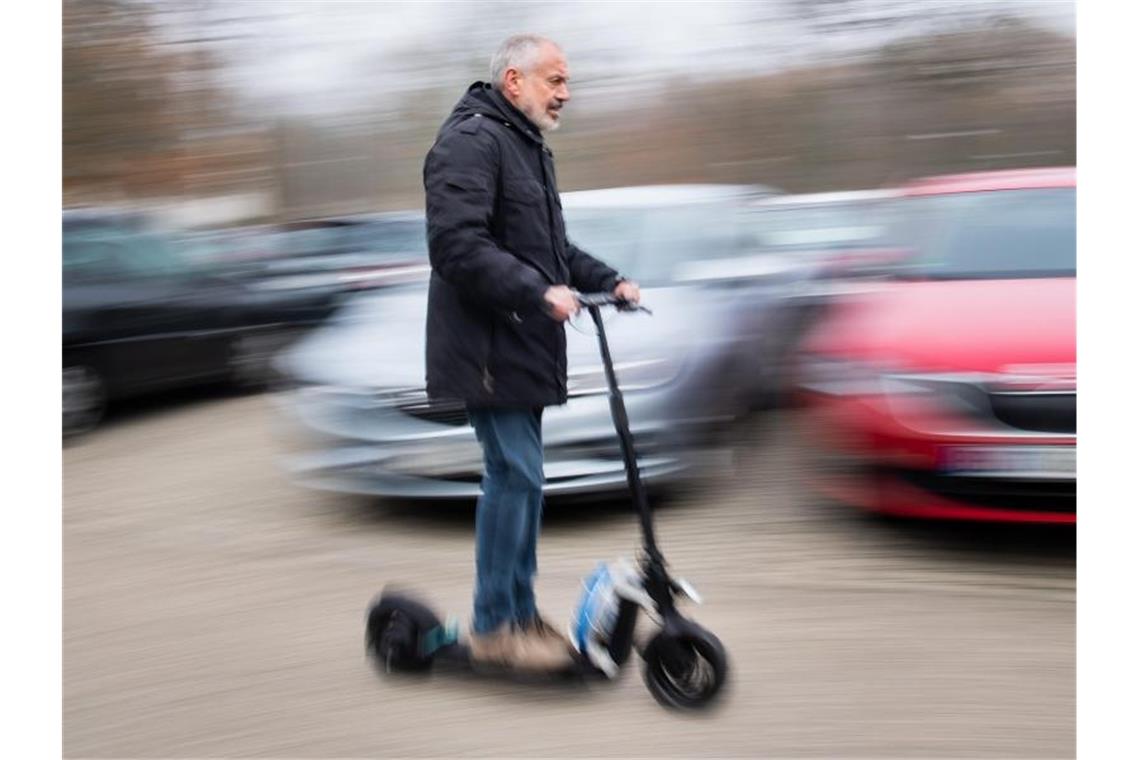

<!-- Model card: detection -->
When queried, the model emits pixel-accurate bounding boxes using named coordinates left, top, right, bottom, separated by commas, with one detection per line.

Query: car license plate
left=940, top=445, right=1075, bottom=480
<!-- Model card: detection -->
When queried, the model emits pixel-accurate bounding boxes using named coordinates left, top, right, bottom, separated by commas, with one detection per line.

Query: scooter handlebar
left=574, top=291, right=652, bottom=315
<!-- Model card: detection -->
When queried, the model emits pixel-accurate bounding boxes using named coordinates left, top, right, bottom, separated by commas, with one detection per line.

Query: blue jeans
left=467, top=407, right=545, bottom=634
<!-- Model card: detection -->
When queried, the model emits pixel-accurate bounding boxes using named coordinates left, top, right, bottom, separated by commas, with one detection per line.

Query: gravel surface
left=64, top=391, right=1074, bottom=758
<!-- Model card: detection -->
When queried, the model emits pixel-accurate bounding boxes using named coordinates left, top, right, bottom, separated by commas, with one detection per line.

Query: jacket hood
left=439, top=81, right=545, bottom=145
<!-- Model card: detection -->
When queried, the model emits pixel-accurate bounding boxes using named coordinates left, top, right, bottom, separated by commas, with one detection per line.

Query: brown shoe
left=468, top=624, right=572, bottom=672
left=516, top=617, right=575, bottom=672
left=467, top=625, right=522, bottom=669
left=525, top=613, right=571, bottom=647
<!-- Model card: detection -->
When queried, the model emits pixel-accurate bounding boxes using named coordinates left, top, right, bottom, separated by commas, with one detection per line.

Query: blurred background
left=64, top=0, right=1074, bottom=217
left=63, top=1, right=1077, bottom=758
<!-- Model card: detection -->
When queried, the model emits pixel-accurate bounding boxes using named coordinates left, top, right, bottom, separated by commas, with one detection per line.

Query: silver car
left=273, top=184, right=827, bottom=500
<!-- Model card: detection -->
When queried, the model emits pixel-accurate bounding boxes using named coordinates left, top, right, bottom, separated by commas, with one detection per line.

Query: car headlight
left=798, top=355, right=898, bottom=396
left=567, top=358, right=679, bottom=398
left=800, top=354, right=950, bottom=393
left=297, top=383, right=410, bottom=411
left=800, top=358, right=992, bottom=417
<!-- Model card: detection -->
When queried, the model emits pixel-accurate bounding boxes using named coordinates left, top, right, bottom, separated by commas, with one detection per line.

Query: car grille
left=889, top=467, right=1076, bottom=514
left=432, top=435, right=664, bottom=485
left=988, top=391, right=1075, bottom=434
left=396, top=397, right=469, bottom=426
left=919, top=378, right=1076, bottom=435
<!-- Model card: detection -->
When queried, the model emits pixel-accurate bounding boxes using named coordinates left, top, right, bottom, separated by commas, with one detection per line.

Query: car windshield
left=744, top=202, right=888, bottom=255
left=278, top=220, right=427, bottom=261
left=884, top=187, right=1076, bottom=279
left=64, top=221, right=200, bottom=283
left=563, top=202, right=748, bottom=286
left=280, top=226, right=354, bottom=257
left=342, top=219, right=427, bottom=257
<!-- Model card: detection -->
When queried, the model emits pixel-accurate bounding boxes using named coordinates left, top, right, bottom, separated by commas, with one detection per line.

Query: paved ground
left=64, top=390, right=1074, bottom=758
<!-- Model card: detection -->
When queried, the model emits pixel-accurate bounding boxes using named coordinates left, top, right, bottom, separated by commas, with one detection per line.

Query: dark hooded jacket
left=423, top=82, right=621, bottom=408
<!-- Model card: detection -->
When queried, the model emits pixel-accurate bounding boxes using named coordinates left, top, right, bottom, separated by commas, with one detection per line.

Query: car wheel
left=63, top=366, right=106, bottom=438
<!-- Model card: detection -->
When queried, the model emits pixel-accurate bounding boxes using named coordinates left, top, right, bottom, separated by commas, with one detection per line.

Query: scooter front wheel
left=642, top=626, right=728, bottom=709
left=366, top=593, right=441, bottom=673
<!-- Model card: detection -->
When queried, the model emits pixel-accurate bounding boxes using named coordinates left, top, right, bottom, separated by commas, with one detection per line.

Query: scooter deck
left=430, top=639, right=601, bottom=680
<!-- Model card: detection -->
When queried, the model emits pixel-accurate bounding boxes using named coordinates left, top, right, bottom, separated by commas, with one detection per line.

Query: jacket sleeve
left=424, top=126, right=550, bottom=314
left=565, top=237, right=622, bottom=294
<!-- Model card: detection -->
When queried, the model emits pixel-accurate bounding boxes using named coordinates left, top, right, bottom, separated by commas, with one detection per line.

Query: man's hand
left=544, top=285, right=580, bottom=322
left=613, top=279, right=641, bottom=305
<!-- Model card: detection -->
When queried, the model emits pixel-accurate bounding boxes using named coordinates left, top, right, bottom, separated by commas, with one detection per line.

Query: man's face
left=506, top=43, right=570, bottom=132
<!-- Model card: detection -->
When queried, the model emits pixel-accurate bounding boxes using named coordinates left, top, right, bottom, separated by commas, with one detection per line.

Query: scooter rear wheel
left=366, top=594, right=441, bottom=673
left=642, top=627, right=728, bottom=709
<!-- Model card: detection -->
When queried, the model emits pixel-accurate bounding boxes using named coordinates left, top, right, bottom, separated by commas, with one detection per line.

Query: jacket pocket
left=445, top=172, right=490, bottom=195
left=502, top=178, right=545, bottom=205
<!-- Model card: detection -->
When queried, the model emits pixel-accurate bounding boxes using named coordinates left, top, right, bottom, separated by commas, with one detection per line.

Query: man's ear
left=503, top=67, right=521, bottom=97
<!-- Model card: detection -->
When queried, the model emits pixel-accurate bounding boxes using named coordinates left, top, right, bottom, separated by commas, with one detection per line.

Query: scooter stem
left=586, top=304, right=664, bottom=565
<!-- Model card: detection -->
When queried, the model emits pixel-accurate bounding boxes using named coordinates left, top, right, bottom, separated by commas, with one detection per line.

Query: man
left=423, top=34, right=640, bottom=671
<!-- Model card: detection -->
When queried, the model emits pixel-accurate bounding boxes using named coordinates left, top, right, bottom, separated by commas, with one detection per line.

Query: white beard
left=522, top=101, right=561, bottom=132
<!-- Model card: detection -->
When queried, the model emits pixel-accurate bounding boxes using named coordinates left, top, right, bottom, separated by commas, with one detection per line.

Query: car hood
left=280, top=284, right=718, bottom=390
left=806, top=278, right=1075, bottom=374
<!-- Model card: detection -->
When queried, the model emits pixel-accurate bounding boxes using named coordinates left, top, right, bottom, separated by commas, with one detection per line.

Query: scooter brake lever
left=616, top=301, right=652, bottom=316
left=673, top=577, right=702, bottom=604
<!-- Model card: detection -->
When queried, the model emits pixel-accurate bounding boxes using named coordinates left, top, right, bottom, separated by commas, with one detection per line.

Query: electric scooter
left=365, top=293, right=728, bottom=710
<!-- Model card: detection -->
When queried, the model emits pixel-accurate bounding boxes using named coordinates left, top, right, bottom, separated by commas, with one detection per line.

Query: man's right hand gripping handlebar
left=543, top=285, right=581, bottom=322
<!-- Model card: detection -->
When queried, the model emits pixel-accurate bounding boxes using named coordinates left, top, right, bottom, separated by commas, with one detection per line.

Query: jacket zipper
left=482, top=320, right=496, bottom=394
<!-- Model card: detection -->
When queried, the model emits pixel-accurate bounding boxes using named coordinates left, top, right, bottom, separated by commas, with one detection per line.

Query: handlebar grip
left=575, top=292, right=619, bottom=307
left=574, top=292, right=652, bottom=314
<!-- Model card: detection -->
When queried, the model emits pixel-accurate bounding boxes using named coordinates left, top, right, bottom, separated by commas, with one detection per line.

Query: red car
left=798, top=168, right=1075, bottom=524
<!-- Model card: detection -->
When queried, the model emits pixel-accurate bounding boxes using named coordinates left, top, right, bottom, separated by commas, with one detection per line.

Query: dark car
left=62, top=208, right=342, bottom=436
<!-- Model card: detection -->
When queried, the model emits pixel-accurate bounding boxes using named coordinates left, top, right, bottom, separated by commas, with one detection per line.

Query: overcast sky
left=156, top=0, right=1075, bottom=117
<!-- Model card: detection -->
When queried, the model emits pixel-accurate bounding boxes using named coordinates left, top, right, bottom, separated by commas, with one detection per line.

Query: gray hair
left=489, top=34, right=558, bottom=89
